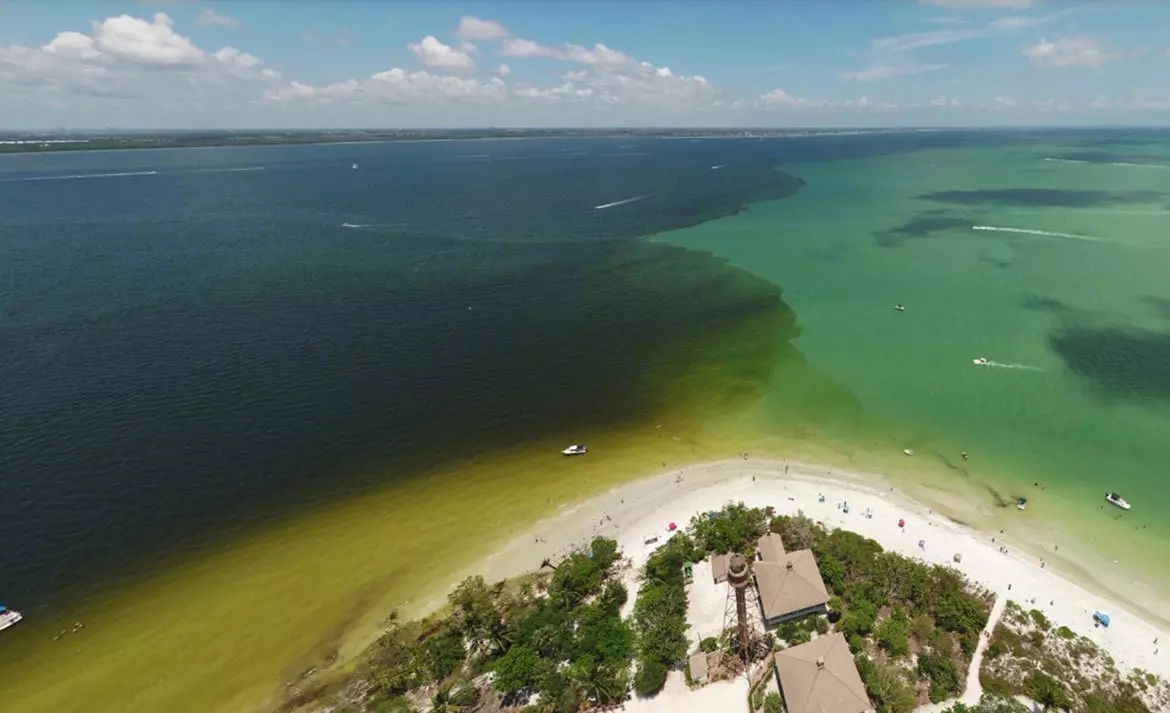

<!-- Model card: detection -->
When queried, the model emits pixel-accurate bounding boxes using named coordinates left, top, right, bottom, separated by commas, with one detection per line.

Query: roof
left=688, top=651, right=709, bottom=680
left=755, top=549, right=830, bottom=621
left=758, top=532, right=787, bottom=562
left=711, top=553, right=730, bottom=582
left=774, top=633, right=872, bottom=713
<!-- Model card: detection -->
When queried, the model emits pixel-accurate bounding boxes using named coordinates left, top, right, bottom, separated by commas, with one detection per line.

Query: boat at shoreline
left=1106, top=492, right=1131, bottom=511
left=0, top=605, right=22, bottom=632
left=562, top=444, right=588, bottom=456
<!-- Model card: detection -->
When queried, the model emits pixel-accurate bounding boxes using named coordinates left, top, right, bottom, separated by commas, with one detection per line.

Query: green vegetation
left=689, top=502, right=769, bottom=554
left=631, top=534, right=694, bottom=696
left=763, top=691, right=783, bottom=713
left=337, top=537, right=634, bottom=713
left=942, top=694, right=1029, bottom=713
left=772, top=512, right=992, bottom=708
left=980, top=600, right=1170, bottom=713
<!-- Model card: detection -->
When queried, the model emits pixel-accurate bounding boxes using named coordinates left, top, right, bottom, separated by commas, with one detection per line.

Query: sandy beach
left=438, top=457, right=1170, bottom=703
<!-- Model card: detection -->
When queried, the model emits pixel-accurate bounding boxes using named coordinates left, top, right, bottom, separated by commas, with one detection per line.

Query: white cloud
left=454, top=16, right=509, bottom=41
left=987, top=96, right=1018, bottom=110
left=920, top=0, right=1035, bottom=7
left=499, top=38, right=631, bottom=67
left=408, top=35, right=475, bottom=71
left=301, top=31, right=349, bottom=48
left=1032, top=98, right=1070, bottom=112
left=873, top=28, right=985, bottom=52
left=497, top=63, right=511, bottom=76
left=265, top=69, right=507, bottom=104
left=197, top=9, right=240, bottom=28
left=1023, top=36, right=1119, bottom=68
left=757, top=89, right=896, bottom=111
left=43, top=32, right=102, bottom=61
left=921, top=17, right=973, bottom=25
left=931, top=94, right=961, bottom=107
left=91, top=13, right=204, bottom=67
left=842, top=62, right=946, bottom=81
left=990, top=15, right=1046, bottom=30
left=458, top=41, right=480, bottom=56
left=2, top=11, right=278, bottom=103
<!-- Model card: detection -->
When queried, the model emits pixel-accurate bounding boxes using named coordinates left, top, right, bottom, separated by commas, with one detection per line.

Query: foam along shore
left=447, top=458, right=1170, bottom=689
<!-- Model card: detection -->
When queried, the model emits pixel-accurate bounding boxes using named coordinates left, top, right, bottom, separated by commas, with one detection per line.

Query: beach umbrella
left=668, top=522, right=677, bottom=531
left=1094, top=612, right=1111, bottom=627
left=898, top=518, right=905, bottom=528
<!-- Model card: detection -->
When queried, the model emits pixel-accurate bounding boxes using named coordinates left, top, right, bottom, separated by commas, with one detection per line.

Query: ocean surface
left=2, top=130, right=1169, bottom=713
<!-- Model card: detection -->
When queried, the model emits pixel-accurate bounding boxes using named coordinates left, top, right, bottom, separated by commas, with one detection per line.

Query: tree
left=877, top=613, right=911, bottom=658
left=431, top=683, right=478, bottom=713
left=633, top=659, right=668, bottom=696
left=691, top=502, right=768, bottom=553
left=424, top=626, right=467, bottom=683
left=493, top=645, right=543, bottom=695
left=448, top=576, right=501, bottom=647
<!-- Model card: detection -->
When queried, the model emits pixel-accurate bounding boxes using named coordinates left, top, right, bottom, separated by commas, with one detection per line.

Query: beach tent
left=1094, top=612, right=1111, bottom=627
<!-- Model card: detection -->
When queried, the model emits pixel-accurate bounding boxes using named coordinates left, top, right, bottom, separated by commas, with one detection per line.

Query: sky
left=2, top=1, right=1170, bottom=129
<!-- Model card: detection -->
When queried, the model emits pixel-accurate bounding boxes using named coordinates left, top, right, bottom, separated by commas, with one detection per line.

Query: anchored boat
left=562, top=444, right=588, bottom=456
left=1105, top=492, right=1131, bottom=511
left=0, top=605, right=22, bottom=632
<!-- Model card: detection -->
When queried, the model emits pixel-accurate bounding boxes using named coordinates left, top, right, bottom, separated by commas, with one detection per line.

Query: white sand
left=450, top=458, right=1170, bottom=696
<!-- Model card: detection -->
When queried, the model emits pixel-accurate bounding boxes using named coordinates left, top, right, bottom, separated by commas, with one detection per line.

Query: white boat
left=973, top=357, right=989, bottom=366
left=352, top=163, right=359, bottom=169
left=0, top=605, right=22, bottom=632
left=903, top=449, right=914, bottom=456
left=562, top=444, right=588, bottom=456
left=1105, top=492, right=1131, bottom=511
left=894, top=304, right=905, bottom=312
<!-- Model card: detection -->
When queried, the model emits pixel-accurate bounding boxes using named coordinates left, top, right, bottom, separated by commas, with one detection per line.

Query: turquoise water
left=659, top=139, right=1170, bottom=605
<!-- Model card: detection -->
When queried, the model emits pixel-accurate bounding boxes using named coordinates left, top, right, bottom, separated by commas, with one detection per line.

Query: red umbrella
left=668, top=522, right=677, bottom=531
left=898, top=518, right=906, bottom=528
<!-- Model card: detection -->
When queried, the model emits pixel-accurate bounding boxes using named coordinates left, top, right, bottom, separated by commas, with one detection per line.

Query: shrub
left=763, top=692, right=783, bottom=713
left=633, top=659, right=668, bottom=696
left=691, top=502, right=769, bottom=554
left=751, top=683, right=766, bottom=710
left=1056, top=626, right=1075, bottom=639
left=814, top=616, right=830, bottom=635
left=918, top=650, right=961, bottom=702
left=493, top=645, right=543, bottom=695
left=1029, top=609, right=1051, bottom=631
left=700, top=637, right=718, bottom=653
left=877, top=614, right=911, bottom=658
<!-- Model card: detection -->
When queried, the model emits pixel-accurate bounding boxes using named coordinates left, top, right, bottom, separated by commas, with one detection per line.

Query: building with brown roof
left=754, top=549, right=830, bottom=626
left=774, top=633, right=873, bottom=713
left=757, top=532, right=786, bottom=563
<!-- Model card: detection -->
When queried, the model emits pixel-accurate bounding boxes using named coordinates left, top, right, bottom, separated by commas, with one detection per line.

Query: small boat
left=0, top=605, right=23, bottom=632
left=1016, top=497, right=1028, bottom=511
left=562, top=444, right=588, bottom=456
left=894, top=304, right=905, bottom=312
left=903, top=449, right=915, bottom=456
left=973, top=358, right=989, bottom=366
left=1105, top=492, right=1131, bottom=510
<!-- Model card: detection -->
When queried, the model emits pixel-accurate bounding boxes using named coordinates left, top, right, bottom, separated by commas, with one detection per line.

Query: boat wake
left=594, top=193, right=654, bottom=210
left=971, top=225, right=1104, bottom=242
left=984, top=360, right=1046, bottom=372
left=1043, top=157, right=1089, bottom=165
left=183, top=166, right=266, bottom=174
left=341, top=222, right=372, bottom=228
left=711, top=164, right=725, bottom=170
left=0, top=170, right=158, bottom=183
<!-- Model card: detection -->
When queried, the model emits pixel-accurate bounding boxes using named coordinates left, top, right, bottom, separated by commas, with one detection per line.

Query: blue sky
left=2, top=1, right=1169, bottom=129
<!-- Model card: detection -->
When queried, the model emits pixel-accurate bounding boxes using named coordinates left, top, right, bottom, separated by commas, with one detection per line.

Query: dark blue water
left=0, top=138, right=812, bottom=612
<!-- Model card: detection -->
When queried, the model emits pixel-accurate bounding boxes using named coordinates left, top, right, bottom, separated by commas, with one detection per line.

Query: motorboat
left=973, top=357, right=989, bottom=366
left=903, top=449, right=915, bottom=456
left=0, top=605, right=22, bottom=632
left=1105, top=492, right=1131, bottom=511
left=562, top=444, right=588, bottom=456
left=894, top=304, right=905, bottom=312
left=1016, top=497, right=1028, bottom=511
left=352, top=163, right=359, bottom=169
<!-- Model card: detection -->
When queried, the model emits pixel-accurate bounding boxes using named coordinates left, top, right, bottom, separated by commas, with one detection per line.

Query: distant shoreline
left=0, top=126, right=975, bottom=157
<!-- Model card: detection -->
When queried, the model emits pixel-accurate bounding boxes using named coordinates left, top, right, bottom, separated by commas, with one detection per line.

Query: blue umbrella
left=1094, top=611, right=1111, bottom=627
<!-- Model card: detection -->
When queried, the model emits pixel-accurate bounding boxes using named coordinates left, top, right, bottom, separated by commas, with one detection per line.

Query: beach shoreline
left=422, top=457, right=1169, bottom=685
